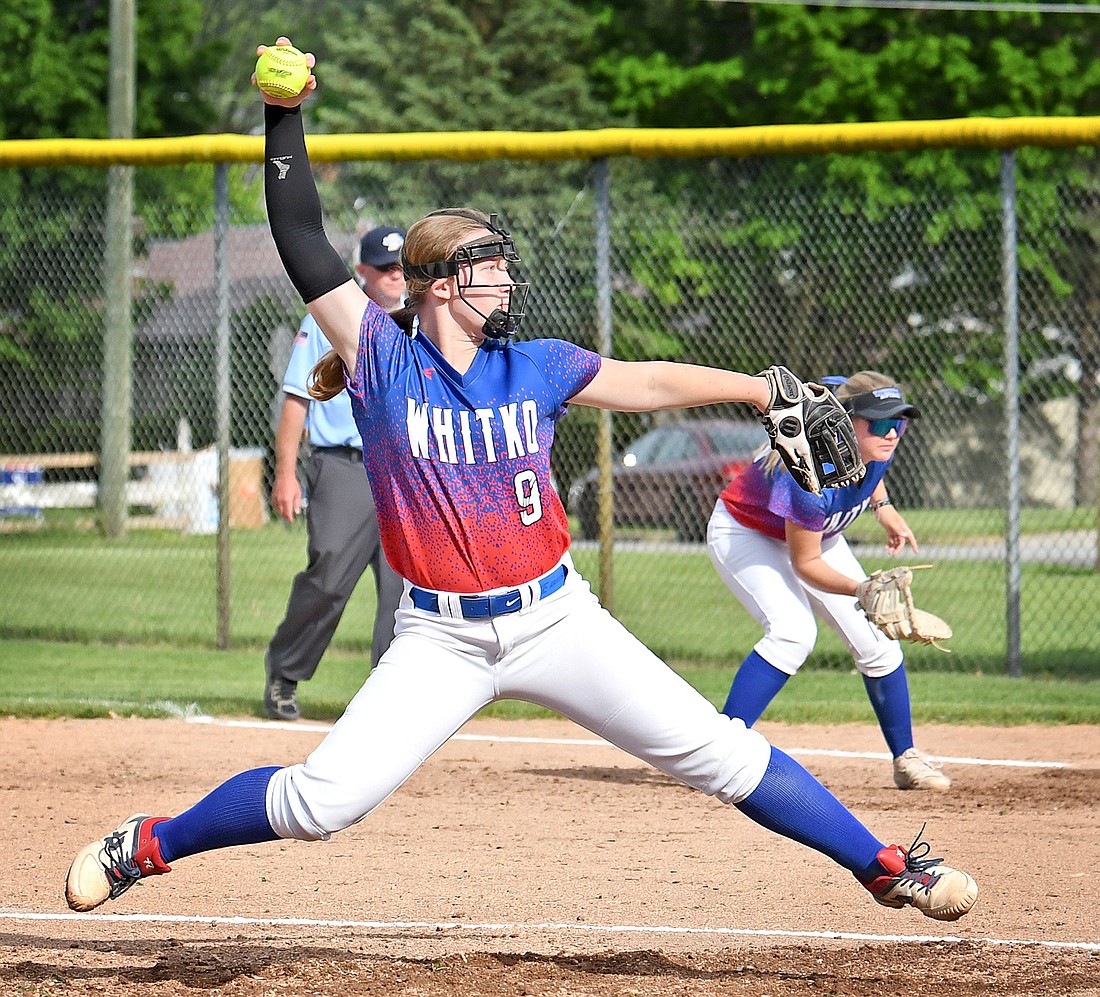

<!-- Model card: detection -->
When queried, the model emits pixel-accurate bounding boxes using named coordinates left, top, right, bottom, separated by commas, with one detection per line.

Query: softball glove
left=856, top=565, right=953, bottom=651
left=758, top=365, right=865, bottom=494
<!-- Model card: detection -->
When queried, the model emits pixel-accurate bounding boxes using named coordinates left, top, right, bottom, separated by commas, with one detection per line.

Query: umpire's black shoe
left=264, top=676, right=300, bottom=721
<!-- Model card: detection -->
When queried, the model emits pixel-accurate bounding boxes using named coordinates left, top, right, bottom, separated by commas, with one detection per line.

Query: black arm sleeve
left=263, top=104, right=351, bottom=304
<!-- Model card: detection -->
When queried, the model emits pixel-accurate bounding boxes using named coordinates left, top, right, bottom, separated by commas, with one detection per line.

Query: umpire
left=264, top=225, right=407, bottom=721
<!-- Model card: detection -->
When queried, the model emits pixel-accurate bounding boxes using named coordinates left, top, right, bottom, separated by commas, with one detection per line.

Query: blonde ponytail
left=308, top=350, right=348, bottom=402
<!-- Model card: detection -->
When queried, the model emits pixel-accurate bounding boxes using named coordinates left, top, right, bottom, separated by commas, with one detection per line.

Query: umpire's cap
left=845, top=385, right=921, bottom=420
left=359, top=226, right=406, bottom=268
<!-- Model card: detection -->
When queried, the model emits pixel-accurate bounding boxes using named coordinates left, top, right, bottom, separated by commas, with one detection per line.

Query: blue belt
left=410, top=564, right=568, bottom=620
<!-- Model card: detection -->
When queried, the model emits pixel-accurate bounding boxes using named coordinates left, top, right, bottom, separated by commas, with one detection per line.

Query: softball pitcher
left=63, top=39, right=977, bottom=924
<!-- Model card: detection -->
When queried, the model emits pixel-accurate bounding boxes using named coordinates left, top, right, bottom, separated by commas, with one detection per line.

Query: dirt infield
left=2, top=716, right=1098, bottom=996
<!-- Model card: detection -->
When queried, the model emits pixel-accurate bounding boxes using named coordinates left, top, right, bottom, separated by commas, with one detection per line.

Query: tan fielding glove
left=855, top=565, right=953, bottom=651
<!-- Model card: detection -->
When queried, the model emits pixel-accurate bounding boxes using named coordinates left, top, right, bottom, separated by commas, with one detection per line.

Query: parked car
left=567, top=418, right=769, bottom=542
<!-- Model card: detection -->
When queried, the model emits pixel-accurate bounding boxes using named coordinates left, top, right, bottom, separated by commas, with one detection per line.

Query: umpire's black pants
left=266, top=446, right=403, bottom=681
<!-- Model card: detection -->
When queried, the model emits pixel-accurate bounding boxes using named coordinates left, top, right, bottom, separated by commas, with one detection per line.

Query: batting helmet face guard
left=404, top=210, right=530, bottom=338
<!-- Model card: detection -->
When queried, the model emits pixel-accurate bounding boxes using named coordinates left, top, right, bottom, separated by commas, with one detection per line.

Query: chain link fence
left=1, top=140, right=1098, bottom=676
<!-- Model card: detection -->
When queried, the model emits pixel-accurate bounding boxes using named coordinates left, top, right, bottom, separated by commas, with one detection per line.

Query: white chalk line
left=187, top=715, right=1075, bottom=770
left=9, top=709, right=1090, bottom=952
left=1, top=910, right=1096, bottom=953
left=6, top=701, right=1077, bottom=770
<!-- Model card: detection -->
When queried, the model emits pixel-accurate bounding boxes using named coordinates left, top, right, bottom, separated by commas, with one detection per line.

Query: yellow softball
left=255, top=44, right=310, bottom=99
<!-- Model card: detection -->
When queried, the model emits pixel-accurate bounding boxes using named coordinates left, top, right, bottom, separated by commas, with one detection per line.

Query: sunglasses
left=866, top=417, right=908, bottom=438
left=371, top=262, right=404, bottom=274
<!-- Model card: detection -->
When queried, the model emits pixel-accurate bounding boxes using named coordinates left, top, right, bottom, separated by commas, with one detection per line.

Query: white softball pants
left=707, top=502, right=903, bottom=678
left=266, top=552, right=772, bottom=841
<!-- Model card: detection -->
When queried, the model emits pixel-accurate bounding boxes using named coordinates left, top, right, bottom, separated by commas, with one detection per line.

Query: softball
left=255, top=45, right=310, bottom=99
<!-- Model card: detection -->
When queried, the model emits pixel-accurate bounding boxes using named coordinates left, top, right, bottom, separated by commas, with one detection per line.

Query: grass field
left=1, top=509, right=1097, bottom=724
left=2, top=636, right=1098, bottom=726
left=4, top=518, right=1097, bottom=671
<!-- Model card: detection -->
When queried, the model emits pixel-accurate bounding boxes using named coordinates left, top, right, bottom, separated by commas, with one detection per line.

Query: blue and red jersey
left=720, top=455, right=892, bottom=542
left=346, top=300, right=601, bottom=592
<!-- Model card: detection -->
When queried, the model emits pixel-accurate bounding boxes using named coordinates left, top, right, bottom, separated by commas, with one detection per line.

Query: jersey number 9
left=514, top=470, right=543, bottom=526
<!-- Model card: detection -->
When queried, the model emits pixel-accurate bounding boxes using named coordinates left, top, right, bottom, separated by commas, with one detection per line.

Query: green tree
left=1, top=1, right=243, bottom=455
left=317, top=0, right=610, bottom=134
left=579, top=3, right=1100, bottom=465
left=579, top=0, right=752, bottom=127
left=580, top=0, right=1100, bottom=127
left=310, top=0, right=615, bottom=214
left=3, top=0, right=221, bottom=141
left=192, top=0, right=360, bottom=134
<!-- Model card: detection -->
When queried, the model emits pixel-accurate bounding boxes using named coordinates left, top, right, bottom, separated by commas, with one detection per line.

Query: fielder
left=63, top=38, right=978, bottom=924
left=709, top=371, right=953, bottom=791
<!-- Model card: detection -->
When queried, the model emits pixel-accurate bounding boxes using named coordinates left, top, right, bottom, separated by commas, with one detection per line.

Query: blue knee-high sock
left=152, top=766, right=282, bottom=863
left=862, top=662, right=915, bottom=759
left=722, top=650, right=789, bottom=726
left=736, top=747, right=886, bottom=879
